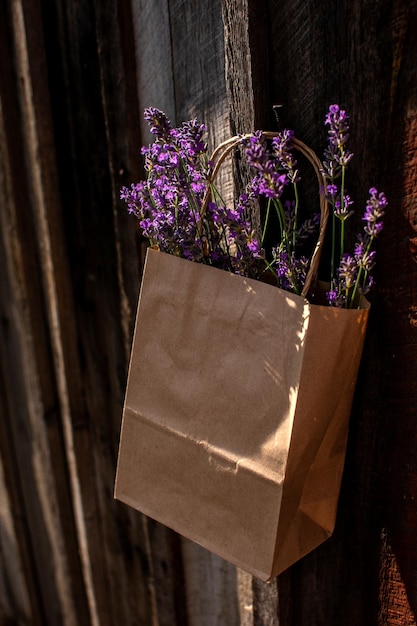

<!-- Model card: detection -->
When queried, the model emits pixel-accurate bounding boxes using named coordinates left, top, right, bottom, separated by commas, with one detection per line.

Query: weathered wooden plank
left=0, top=447, right=32, bottom=624
left=222, top=0, right=271, bottom=135
left=264, top=1, right=417, bottom=624
left=168, top=0, right=229, bottom=142
left=221, top=0, right=271, bottom=239
left=129, top=2, right=240, bottom=624
left=252, top=578, right=279, bottom=626
left=87, top=2, right=164, bottom=624
left=180, top=540, right=240, bottom=626
left=237, top=568, right=255, bottom=626
left=221, top=1, right=280, bottom=622
left=8, top=0, right=104, bottom=622
left=0, top=3, right=89, bottom=623
left=376, top=3, right=417, bottom=621
left=379, top=529, right=415, bottom=625
left=1, top=0, right=158, bottom=623
left=37, top=0, right=159, bottom=622
left=132, top=0, right=176, bottom=139
left=0, top=232, right=34, bottom=625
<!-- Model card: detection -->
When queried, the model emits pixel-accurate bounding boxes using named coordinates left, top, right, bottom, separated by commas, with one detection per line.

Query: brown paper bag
left=114, top=247, right=369, bottom=580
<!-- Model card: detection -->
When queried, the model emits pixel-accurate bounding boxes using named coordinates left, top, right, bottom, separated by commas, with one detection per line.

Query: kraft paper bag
left=114, top=247, right=369, bottom=580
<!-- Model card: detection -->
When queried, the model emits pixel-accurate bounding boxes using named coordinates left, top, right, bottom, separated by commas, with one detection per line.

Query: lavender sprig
left=272, top=130, right=301, bottom=249
left=242, top=130, right=317, bottom=294
left=321, top=104, right=386, bottom=307
left=121, top=108, right=264, bottom=276
left=322, top=104, right=355, bottom=284
left=122, top=106, right=385, bottom=309
left=327, top=187, right=386, bottom=308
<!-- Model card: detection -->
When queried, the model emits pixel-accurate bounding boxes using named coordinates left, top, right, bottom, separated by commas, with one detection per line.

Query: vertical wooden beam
left=38, top=0, right=158, bottom=622
left=221, top=1, right=280, bottom=624
left=1, top=0, right=157, bottom=622
left=130, top=2, right=240, bottom=624
left=0, top=448, right=32, bottom=623
left=0, top=1, right=95, bottom=623
left=264, top=0, right=417, bottom=624
left=378, top=2, right=417, bottom=621
left=4, top=0, right=99, bottom=622
left=222, top=0, right=271, bottom=135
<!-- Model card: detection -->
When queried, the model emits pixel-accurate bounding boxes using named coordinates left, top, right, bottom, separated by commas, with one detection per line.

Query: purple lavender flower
left=363, top=187, right=387, bottom=237
left=296, top=213, right=321, bottom=241
left=322, top=104, right=354, bottom=176
left=120, top=182, right=154, bottom=220
left=244, top=132, right=271, bottom=170
left=337, top=254, right=358, bottom=290
left=327, top=183, right=338, bottom=197
left=354, top=234, right=376, bottom=271
left=272, top=248, right=310, bottom=294
left=326, top=288, right=346, bottom=308
left=360, top=274, right=375, bottom=296
left=144, top=107, right=172, bottom=139
left=324, top=105, right=351, bottom=152
left=271, top=130, right=300, bottom=183
left=124, top=109, right=269, bottom=276
left=328, top=186, right=387, bottom=307
left=244, top=133, right=289, bottom=200
left=334, top=193, right=354, bottom=220
left=171, top=118, right=207, bottom=156
left=120, top=183, right=144, bottom=216
left=321, top=104, right=357, bottom=293
left=242, top=129, right=319, bottom=293
left=250, top=172, right=288, bottom=199
left=121, top=115, right=206, bottom=257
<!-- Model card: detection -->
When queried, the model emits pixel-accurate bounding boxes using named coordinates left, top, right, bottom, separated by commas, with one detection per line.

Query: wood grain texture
left=0, top=2, right=89, bottom=623
left=1, top=0, right=155, bottom=623
left=377, top=3, right=417, bottom=622
left=131, top=2, right=239, bottom=623
left=264, top=0, right=417, bottom=624
left=222, top=2, right=280, bottom=622
left=39, top=0, right=158, bottom=620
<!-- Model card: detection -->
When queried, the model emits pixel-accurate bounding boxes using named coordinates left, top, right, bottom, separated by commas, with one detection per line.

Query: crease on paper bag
left=117, top=405, right=289, bottom=485
left=115, top=404, right=287, bottom=579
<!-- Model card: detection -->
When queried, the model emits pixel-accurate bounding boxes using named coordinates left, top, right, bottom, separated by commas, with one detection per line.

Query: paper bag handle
left=199, top=133, right=329, bottom=298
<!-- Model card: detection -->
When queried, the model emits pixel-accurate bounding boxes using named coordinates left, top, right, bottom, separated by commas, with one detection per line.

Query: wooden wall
left=0, top=0, right=416, bottom=624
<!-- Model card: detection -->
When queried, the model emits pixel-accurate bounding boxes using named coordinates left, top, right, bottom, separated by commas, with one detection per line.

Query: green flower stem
left=208, top=181, right=233, bottom=263
left=330, top=210, right=336, bottom=289
left=261, top=257, right=278, bottom=275
left=292, top=182, right=300, bottom=248
left=274, top=199, right=294, bottom=261
left=349, top=265, right=364, bottom=308
left=262, top=199, right=272, bottom=244
left=273, top=198, right=300, bottom=294
left=357, top=269, right=369, bottom=309
left=146, top=170, right=161, bottom=248
left=340, top=162, right=346, bottom=258
left=178, top=152, right=205, bottom=226
left=330, top=150, right=346, bottom=289
left=273, top=198, right=287, bottom=243
left=349, top=236, right=374, bottom=308
left=209, top=180, right=226, bottom=207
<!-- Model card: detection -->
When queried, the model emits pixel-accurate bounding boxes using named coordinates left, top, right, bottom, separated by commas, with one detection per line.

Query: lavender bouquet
left=121, top=105, right=386, bottom=308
